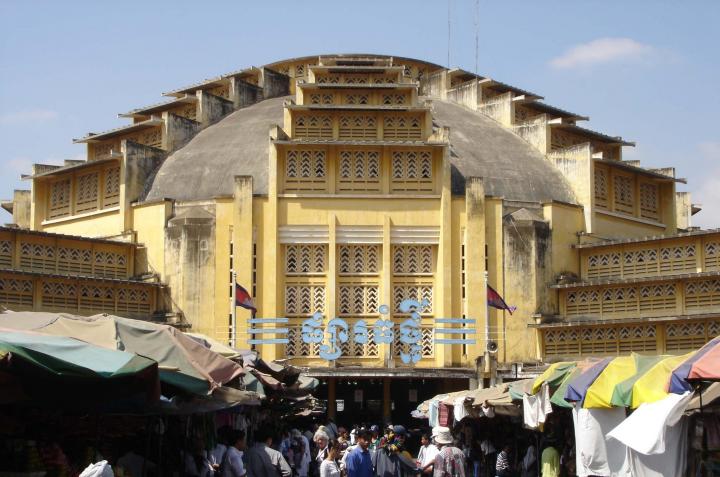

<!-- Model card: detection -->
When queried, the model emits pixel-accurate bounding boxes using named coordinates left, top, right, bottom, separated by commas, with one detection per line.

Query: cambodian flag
left=235, top=283, right=257, bottom=314
left=487, top=285, right=516, bottom=315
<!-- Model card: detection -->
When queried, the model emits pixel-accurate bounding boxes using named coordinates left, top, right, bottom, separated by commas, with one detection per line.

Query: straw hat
left=432, top=426, right=453, bottom=445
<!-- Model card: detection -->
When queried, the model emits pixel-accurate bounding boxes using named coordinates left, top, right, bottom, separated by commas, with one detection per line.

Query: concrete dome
left=145, top=96, right=577, bottom=204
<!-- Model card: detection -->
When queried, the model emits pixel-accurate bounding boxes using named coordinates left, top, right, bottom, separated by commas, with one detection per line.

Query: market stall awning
left=670, top=335, right=720, bottom=393
left=564, top=357, right=612, bottom=405
left=0, top=312, right=244, bottom=395
left=0, top=328, right=159, bottom=406
left=630, top=353, right=691, bottom=408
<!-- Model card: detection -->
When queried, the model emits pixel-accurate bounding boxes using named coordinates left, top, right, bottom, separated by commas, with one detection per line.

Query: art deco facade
left=2, top=54, right=717, bottom=421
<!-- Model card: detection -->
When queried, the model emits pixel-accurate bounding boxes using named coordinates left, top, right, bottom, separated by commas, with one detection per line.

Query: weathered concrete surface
left=145, top=96, right=577, bottom=204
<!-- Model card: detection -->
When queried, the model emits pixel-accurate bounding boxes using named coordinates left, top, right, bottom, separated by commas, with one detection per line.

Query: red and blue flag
left=487, top=285, right=516, bottom=315
left=235, top=283, right=257, bottom=314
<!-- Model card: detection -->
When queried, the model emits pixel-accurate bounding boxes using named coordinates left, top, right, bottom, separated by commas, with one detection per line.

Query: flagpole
left=484, top=270, right=490, bottom=350
left=231, top=269, right=237, bottom=348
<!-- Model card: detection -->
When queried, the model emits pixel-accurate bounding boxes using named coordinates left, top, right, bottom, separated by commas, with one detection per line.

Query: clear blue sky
left=1, top=0, right=719, bottom=226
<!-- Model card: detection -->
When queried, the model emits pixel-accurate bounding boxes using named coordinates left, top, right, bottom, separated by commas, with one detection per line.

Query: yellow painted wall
left=42, top=209, right=122, bottom=238
left=132, top=200, right=172, bottom=276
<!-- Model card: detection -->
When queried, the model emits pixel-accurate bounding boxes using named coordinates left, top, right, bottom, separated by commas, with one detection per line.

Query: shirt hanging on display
left=571, top=404, right=626, bottom=477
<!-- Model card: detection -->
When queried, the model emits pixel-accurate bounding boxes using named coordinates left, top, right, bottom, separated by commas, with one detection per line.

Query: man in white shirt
left=417, top=433, right=439, bottom=475
left=222, top=430, right=247, bottom=477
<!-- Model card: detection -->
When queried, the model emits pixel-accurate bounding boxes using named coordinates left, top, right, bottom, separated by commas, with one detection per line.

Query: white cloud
left=692, top=142, right=720, bottom=229
left=0, top=109, right=59, bottom=125
left=549, top=38, right=654, bottom=69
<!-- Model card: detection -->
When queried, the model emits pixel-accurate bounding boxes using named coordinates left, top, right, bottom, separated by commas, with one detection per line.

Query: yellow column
left=382, top=216, right=392, bottom=366
left=264, top=132, right=280, bottom=360
left=233, top=176, right=254, bottom=351
left=436, top=146, right=453, bottom=366
left=327, top=214, right=337, bottom=368
left=465, top=177, right=486, bottom=366
left=382, top=378, right=391, bottom=422
left=328, top=378, right=337, bottom=420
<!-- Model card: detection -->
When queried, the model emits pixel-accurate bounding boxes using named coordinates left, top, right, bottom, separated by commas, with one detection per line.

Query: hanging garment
left=522, top=382, right=553, bottom=430
left=429, top=399, right=440, bottom=428
left=572, top=404, right=626, bottom=477
left=607, top=391, right=691, bottom=455
left=618, top=418, right=688, bottom=477
left=453, top=397, right=470, bottom=422
left=438, top=402, right=454, bottom=427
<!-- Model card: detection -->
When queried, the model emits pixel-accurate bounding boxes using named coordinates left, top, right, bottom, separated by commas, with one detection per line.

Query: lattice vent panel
left=594, top=167, right=609, bottom=209
left=49, top=179, right=71, bottom=219
left=392, top=245, right=434, bottom=275
left=0, top=240, right=12, bottom=268
left=390, top=151, right=433, bottom=192
left=392, top=284, right=433, bottom=315
left=76, top=172, right=99, bottom=214
left=685, top=279, right=720, bottom=311
left=393, top=326, right=434, bottom=358
left=284, top=150, right=327, bottom=192
left=338, top=284, right=380, bottom=315
left=665, top=320, right=720, bottom=351
left=103, top=167, right=121, bottom=208
left=705, top=240, right=720, bottom=270
left=93, top=251, right=128, bottom=279
left=383, top=115, right=422, bottom=140
left=0, top=277, right=33, bottom=308
left=285, top=284, right=326, bottom=316
left=293, top=115, right=332, bottom=139
left=19, top=242, right=56, bottom=273
left=613, top=174, right=635, bottom=215
left=57, top=247, right=93, bottom=275
left=338, top=115, right=377, bottom=139
left=117, top=287, right=152, bottom=314
left=337, top=150, right=381, bottom=192
left=338, top=245, right=380, bottom=275
left=586, top=252, right=621, bottom=279
left=639, top=183, right=660, bottom=221
left=285, top=244, right=326, bottom=274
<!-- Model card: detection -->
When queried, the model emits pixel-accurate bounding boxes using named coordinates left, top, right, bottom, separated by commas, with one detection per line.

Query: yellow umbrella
left=631, top=353, right=693, bottom=408
left=584, top=355, right=637, bottom=408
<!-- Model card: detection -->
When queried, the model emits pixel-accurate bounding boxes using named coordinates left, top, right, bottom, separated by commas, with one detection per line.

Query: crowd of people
left=174, top=416, right=574, bottom=477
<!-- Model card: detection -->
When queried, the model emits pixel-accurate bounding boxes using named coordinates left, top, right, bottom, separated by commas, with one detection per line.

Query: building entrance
left=314, top=376, right=469, bottom=427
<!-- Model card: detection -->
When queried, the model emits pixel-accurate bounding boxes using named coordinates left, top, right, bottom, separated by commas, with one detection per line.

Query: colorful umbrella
left=609, top=354, right=665, bottom=408
left=564, top=357, right=612, bottom=405
left=532, top=361, right=576, bottom=394
left=687, top=338, right=720, bottom=381
left=632, top=353, right=692, bottom=408
left=584, top=355, right=638, bottom=408
left=670, top=336, right=720, bottom=394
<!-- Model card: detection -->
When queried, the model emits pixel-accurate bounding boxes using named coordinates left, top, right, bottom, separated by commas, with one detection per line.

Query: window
left=337, top=150, right=381, bottom=192
left=49, top=179, right=71, bottom=219
left=284, top=150, right=327, bottom=192
left=613, top=174, right=634, bottom=215
left=390, top=151, right=433, bottom=192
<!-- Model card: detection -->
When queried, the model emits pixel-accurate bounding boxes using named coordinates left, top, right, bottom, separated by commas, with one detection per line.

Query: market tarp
left=564, top=357, right=612, bottom=405
left=0, top=312, right=244, bottom=395
left=0, top=329, right=155, bottom=378
left=687, top=337, right=720, bottom=381
left=0, top=328, right=160, bottom=405
left=532, top=361, right=576, bottom=394
left=583, top=355, right=637, bottom=408
left=669, top=335, right=720, bottom=393
left=631, top=353, right=692, bottom=408
left=609, top=354, right=665, bottom=408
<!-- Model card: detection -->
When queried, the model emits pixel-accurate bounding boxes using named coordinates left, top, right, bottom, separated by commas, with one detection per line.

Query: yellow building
left=2, top=54, right=716, bottom=422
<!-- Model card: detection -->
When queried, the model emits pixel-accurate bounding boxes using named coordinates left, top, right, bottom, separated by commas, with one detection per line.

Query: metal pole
left=231, top=270, right=237, bottom=348
left=484, top=270, right=490, bottom=347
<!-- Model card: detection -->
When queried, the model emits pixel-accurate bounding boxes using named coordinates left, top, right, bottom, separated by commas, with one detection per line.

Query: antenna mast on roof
left=474, top=0, right=480, bottom=75
left=447, top=0, right=451, bottom=68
